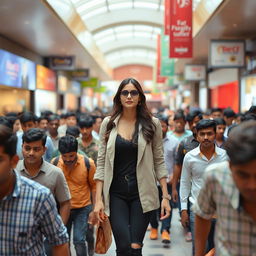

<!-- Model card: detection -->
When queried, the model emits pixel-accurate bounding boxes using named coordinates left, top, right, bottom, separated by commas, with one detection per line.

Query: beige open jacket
left=94, top=115, right=167, bottom=216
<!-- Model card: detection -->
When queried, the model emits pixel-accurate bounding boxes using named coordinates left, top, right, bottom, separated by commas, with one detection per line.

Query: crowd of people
left=0, top=77, right=256, bottom=256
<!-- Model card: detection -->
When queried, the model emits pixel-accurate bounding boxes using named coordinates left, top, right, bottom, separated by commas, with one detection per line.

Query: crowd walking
left=0, top=78, right=256, bottom=256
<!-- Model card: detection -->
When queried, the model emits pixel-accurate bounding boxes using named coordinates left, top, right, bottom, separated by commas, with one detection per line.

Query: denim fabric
left=66, top=205, right=92, bottom=256
left=110, top=175, right=152, bottom=256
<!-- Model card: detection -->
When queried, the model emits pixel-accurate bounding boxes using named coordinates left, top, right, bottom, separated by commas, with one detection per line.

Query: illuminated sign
left=210, top=40, right=245, bottom=68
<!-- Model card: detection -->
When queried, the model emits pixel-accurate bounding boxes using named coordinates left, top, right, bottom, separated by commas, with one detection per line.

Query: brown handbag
left=95, top=216, right=112, bottom=254
left=205, top=248, right=215, bottom=256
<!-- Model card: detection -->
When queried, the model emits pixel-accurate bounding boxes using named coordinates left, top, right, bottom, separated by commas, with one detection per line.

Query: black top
left=113, top=134, right=138, bottom=179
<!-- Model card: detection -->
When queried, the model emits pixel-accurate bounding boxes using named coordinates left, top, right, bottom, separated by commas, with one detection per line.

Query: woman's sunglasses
left=120, top=90, right=139, bottom=97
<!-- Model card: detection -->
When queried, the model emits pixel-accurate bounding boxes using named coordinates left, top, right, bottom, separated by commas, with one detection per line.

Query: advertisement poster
left=209, top=40, right=245, bottom=68
left=169, top=0, right=193, bottom=58
left=185, top=65, right=206, bottom=81
left=0, top=49, right=36, bottom=90
left=37, top=65, right=56, bottom=91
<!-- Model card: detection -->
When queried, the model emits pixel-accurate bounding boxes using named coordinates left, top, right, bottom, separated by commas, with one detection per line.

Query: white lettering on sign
left=171, top=19, right=191, bottom=37
left=177, top=0, right=190, bottom=8
left=175, top=47, right=188, bottom=53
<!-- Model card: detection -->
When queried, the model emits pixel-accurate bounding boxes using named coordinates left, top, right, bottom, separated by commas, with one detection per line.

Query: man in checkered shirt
left=193, top=120, right=256, bottom=256
left=0, top=124, right=69, bottom=255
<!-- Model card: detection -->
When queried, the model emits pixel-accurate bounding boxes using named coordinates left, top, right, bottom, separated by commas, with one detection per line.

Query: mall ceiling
left=0, top=0, right=256, bottom=79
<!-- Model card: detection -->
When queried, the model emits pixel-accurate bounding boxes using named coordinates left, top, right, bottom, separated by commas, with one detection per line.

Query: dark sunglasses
left=120, top=90, right=139, bottom=97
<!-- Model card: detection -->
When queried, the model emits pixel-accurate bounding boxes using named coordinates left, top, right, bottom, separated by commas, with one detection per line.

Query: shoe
left=149, top=228, right=158, bottom=240
left=161, top=230, right=171, bottom=244
left=185, top=231, right=192, bottom=242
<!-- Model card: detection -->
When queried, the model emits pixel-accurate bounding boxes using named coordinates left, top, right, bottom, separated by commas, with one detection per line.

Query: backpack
left=52, top=155, right=91, bottom=171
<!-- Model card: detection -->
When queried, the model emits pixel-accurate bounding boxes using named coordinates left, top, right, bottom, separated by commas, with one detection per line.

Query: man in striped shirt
left=194, top=121, right=256, bottom=256
left=0, top=125, right=69, bottom=256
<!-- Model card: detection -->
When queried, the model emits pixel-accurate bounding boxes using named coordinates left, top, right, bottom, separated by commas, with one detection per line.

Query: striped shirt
left=0, top=170, right=69, bottom=255
left=193, top=161, right=256, bottom=256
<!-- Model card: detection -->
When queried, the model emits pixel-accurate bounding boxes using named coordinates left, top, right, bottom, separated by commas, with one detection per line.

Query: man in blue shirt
left=0, top=124, right=69, bottom=255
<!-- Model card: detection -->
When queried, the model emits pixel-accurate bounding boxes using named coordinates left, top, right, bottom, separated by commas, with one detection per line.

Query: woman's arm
left=159, top=177, right=171, bottom=220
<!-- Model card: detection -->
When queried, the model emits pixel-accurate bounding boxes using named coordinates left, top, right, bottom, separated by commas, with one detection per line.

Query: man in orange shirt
left=52, top=135, right=96, bottom=256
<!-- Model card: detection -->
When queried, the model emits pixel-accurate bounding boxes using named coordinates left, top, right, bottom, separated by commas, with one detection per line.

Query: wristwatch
left=162, top=194, right=172, bottom=200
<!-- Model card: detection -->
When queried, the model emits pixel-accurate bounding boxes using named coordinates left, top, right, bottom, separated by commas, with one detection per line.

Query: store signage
left=156, top=34, right=167, bottom=83
left=169, top=0, right=193, bottom=58
left=160, top=30, right=175, bottom=77
left=69, top=69, right=89, bottom=81
left=209, top=40, right=245, bottom=68
left=48, top=56, right=75, bottom=70
left=0, top=49, right=36, bottom=90
left=37, top=65, right=56, bottom=91
left=185, top=65, right=206, bottom=81
left=81, top=78, right=98, bottom=88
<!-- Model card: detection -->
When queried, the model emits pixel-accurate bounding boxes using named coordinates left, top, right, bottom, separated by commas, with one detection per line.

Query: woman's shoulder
left=102, top=116, right=111, bottom=124
left=152, top=116, right=160, bottom=125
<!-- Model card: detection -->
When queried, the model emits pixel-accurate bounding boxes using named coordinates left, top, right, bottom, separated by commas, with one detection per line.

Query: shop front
left=208, top=68, right=239, bottom=112
left=0, top=49, right=36, bottom=114
left=241, top=75, right=256, bottom=112
left=35, top=65, right=57, bottom=116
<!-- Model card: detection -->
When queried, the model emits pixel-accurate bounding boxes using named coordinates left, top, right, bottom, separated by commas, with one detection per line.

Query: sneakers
left=149, top=228, right=158, bottom=240
left=161, top=230, right=171, bottom=244
left=185, top=231, right=192, bottom=242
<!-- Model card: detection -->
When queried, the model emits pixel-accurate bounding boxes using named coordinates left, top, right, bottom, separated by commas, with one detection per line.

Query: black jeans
left=110, top=175, right=152, bottom=256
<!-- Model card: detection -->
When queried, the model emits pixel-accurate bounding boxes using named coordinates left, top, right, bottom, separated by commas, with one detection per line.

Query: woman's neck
left=121, top=108, right=137, bottom=121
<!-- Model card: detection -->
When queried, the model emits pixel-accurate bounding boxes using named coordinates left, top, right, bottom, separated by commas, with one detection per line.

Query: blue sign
left=0, top=49, right=36, bottom=90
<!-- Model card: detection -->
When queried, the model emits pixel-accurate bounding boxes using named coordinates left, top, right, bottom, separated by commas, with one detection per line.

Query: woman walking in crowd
left=93, top=77, right=171, bottom=256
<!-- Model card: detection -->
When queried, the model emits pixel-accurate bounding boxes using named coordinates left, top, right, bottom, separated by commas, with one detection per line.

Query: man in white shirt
left=180, top=119, right=228, bottom=255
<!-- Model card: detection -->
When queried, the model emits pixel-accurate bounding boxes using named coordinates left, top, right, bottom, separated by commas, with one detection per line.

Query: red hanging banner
left=169, top=0, right=193, bottom=58
left=164, top=0, right=171, bottom=35
left=156, top=34, right=166, bottom=83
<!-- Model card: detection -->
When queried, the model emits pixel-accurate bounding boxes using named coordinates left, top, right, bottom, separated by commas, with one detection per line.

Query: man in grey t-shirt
left=16, top=128, right=71, bottom=255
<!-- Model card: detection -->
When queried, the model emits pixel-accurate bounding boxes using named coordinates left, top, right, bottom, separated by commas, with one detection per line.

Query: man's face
left=61, top=152, right=77, bottom=166
left=230, top=159, right=256, bottom=203
left=93, top=118, right=102, bottom=133
left=66, top=116, right=77, bottom=127
left=160, top=121, right=168, bottom=138
left=197, top=127, right=216, bottom=148
left=48, top=119, right=59, bottom=134
left=38, top=119, right=48, bottom=131
left=80, top=126, right=93, bottom=139
left=224, top=116, right=234, bottom=126
left=0, top=146, right=18, bottom=185
left=21, top=121, right=36, bottom=132
left=191, top=116, right=201, bottom=135
left=216, top=124, right=226, bottom=138
left=22, top=140, right=46, bottom=165
left=211, top=111, right=222, bottom=119
left=13, top=119, right=21, bottom=133
left=174, top=118, right=186, bottom=133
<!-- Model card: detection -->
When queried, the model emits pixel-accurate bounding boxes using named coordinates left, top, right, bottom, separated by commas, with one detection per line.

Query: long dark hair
left=105, top=78, right=155, bottom=143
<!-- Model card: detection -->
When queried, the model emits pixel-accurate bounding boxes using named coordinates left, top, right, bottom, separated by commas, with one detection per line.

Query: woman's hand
left=160, top=198, right=171, bottom=220
left=93, top=200, right=105, bottom=223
